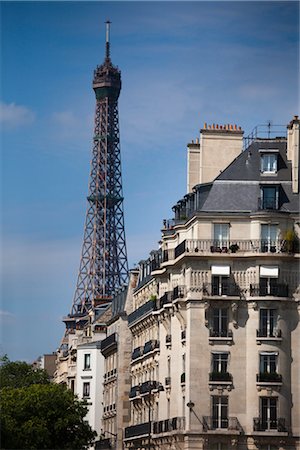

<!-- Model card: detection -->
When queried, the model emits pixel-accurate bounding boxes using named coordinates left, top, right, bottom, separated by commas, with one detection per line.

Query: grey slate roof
left=174, top=138, right=299, bottom=216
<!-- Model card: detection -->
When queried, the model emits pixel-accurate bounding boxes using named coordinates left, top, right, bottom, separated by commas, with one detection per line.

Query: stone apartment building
left=54, top=303, right=112, bottom=442
left=121, top=116, right=300, bottom=450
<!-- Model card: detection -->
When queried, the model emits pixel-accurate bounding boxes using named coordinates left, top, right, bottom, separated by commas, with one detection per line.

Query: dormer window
left=259, top=149, right=279, bottom=174
left=260, top=186, right=279, bottom=210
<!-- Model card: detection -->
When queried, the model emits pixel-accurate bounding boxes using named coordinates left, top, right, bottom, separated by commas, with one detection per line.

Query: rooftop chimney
left=186, top=121, right=244, bottom=192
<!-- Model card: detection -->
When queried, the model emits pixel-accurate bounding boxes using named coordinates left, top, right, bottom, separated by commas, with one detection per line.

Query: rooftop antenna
left=267, top=120, right=272, bottom=138
left=105, top=20, right=111, bottom=60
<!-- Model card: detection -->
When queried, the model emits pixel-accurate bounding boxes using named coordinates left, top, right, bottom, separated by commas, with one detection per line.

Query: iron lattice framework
left=71, top=22, right=128, bottom=315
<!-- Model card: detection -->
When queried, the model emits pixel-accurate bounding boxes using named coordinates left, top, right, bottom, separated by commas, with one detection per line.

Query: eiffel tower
left=70, top=21, right=128, bottom=317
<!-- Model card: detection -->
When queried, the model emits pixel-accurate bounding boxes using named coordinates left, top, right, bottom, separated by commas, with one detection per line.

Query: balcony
left=131, top=346, right=144, bottom=361
left=253, top=417, right=287, bottom=432
left=128, top=299, right=156, bottom=326
left=203, top=283, right=240, bottom=297
left=209, top=372, right=232, bottom=382
left=181, top=329, right=186, bottom=341
left=140, top=380, right=160, bottom=394
left=159, top=292, right=173, bottom=309
left=181, top=372, right=186, bottom=384
left=173, top=239, right=290, bottom=258
left=209, top=329, right=233, bottom=345
left=124, top=422, right=150, bottom=439
left=166, top=334, right=172, bottom=344
left=143, top=339, right=159, bottom=355
left=250, top=284, right=289, bottom=297
left=203, top=416, right=242, bottom=433
left=153, top=417, right=185, bottom=434
left=129, top=385, right=140, bottom=399
left=256, top=372, right=282, bottom=383
left=165, top=376, right=171, bottom=387
left=173, top=285, right=185, bottom=300
left=100, top=333, right=117, bottom=357
left=256, top=329, right=282, bottom=343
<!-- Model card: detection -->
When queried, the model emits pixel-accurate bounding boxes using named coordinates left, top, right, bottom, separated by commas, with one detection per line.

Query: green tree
left=1, top=384, right=96, bottom=449
left=0, top=355, right=50, bottom=388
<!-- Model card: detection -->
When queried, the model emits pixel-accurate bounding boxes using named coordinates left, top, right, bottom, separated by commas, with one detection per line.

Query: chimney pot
left=204, top=122, right=207, bottom=129
left=216, top=124, right=219, bottom=129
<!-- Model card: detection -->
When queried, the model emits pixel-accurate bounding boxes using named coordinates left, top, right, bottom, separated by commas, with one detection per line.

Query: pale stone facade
left=124, top=117, right=300, bottom=450
left=100, top=271, right=139, bottom=449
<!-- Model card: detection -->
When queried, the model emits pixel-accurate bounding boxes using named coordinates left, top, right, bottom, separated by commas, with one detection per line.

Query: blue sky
left=1, top=1, right=299, bottom=362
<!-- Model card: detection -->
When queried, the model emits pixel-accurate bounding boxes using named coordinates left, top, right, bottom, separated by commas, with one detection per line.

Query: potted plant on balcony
left=282, top=229, right=299, bottom=253
left=229, top=243, right=239, bottom=253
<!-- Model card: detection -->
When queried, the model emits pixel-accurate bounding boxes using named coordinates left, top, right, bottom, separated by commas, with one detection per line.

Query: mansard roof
left=174, top=138, right=299, bottom=216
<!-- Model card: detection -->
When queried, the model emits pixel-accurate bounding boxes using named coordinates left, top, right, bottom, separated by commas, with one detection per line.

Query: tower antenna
left=105, top=20, right=111, bottom=60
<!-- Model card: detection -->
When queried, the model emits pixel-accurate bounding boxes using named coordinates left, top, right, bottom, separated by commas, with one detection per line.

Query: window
left=84, top=353, right=91, bottom=370
left=212, top=352, right=228, bottom=373
left=213, top=223, right=229, bottom=249
left=259, top=277, right=279, bottom=296
left=212, top=396, right=228, bottom=429
left=211, top=308, right=228, bottom=337
left=83, top=382, right=90, bottom=398
left=259, top=309, right=277, bottom=337
left=261, top=224, right=278, bottom=252
left=260, top=352, right=278, bottom=374
left=260, top=397, right=277, bottom=430
left=261, top=154, right=277, bottom=173
left=260, top=186, right=279, bottom=210
left=212, top=276, right=229, bottom=296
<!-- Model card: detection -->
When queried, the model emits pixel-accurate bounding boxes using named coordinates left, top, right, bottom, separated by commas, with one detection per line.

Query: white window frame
left=84, top=353, right=91, bottom=370
left=261, top=153, right=277, bottom=173
left=83, top=381, right=90, bottom=398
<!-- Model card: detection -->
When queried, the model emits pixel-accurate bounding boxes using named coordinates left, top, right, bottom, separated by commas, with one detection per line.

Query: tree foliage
left=1, top=384, right=96, bottom=449
left=0, top=355, right=50, bottom=388
left=0, top=357, right=96, bottom=449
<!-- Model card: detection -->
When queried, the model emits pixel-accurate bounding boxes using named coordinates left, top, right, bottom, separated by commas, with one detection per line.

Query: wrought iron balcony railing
left=165, top=376, right=171, bottom=386
left=203, top=283, right=240, bottom=297
left=129, top=385, right=140, bottom=399
left=139, top=380, right=160, bottom=394
left=159, top=292, right=173, bottom=308
left=131, top=346, right=144, bottom=360
left=153, top=417, right=185, bottom=434
left=100, top=333, right=117, bottom=356
left=253, top=417, right=287, bottom=432
left=256, top=329, right=282, bottom=338
left=124, top=422, right=150, bottom=439
left=209, top=329, right=233, bottom=339
left=258, top=197, right=278, bottom=210
left=250, top=284, right=289, bottom=297
left=209, top=372, right=232, bottom=382
left=203, top=416, right=242, bottom=432
left=143, top=339, right=159, bottom=354
left=128, top=299, right=156, bottom=326
left=256, top=372, right=282, bottom=383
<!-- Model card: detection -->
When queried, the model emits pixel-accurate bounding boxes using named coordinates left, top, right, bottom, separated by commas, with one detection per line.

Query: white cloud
left=0, top=101, right=35, bottom=128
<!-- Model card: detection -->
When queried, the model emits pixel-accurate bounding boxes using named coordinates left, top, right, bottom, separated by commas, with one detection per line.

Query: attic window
left=260, top=153, right=277, bottom=174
